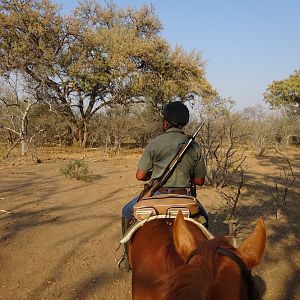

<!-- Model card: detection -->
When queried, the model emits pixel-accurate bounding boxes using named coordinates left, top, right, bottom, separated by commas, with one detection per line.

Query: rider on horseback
left=119, top=102, right=208, bottom=270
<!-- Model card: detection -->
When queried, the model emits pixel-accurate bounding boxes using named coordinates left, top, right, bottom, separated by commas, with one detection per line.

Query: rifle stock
left=140, top=123, right=204, bottom=199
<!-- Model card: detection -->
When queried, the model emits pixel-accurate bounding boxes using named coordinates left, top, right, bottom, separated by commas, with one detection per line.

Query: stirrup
left=117, top=251, right=131, bottom=272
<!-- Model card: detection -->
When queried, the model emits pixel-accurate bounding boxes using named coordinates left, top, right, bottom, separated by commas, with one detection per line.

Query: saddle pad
left=120, top=215, right=214, bottom=244
left=133, top=194, right=200, bottom=220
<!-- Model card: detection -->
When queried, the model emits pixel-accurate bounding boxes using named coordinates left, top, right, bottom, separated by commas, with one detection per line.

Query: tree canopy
left=0, top=0, right=216, bottom=147
left=264, top=69, right=300, bottom=114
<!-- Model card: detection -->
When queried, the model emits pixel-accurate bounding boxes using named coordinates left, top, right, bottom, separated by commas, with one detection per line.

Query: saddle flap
left=133, top=194, right=200, bottom=221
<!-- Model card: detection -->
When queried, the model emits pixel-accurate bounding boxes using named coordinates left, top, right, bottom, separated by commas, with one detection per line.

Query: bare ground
left=0, top=147, right=299, bottom=299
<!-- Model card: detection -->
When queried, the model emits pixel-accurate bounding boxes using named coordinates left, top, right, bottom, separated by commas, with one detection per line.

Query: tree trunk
left=68, top=118, right=89, bottom=148
left=81, top=121, right=89, bottom=148
left=68, top=121, right=80, bottom=146
left=21, top=138, right=28, bottom=156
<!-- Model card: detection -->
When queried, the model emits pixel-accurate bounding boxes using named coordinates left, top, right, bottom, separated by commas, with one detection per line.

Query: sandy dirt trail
left=0, top=150, right=299, bottom=299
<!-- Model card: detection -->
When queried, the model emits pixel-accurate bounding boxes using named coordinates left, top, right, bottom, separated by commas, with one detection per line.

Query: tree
left=0, top=74, right=43, bottom=156
left=0, top=0, right=215, bottom=147
left=264, top=69, right=300, bottom=113
left=242, top=104, right=300, bottom=154
left=197, top=97, right=247, bottom=188
left=130, top=104, right=162, bottom=147
left=28, top=102, right=72, bottom=147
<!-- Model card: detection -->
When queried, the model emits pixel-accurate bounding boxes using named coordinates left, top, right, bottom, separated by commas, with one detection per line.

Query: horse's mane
left=161, top=237, right=235, bottom=300
left=159, top=220, right=211, bottom=276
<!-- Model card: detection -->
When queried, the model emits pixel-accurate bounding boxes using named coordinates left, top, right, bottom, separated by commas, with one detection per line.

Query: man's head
left=162, top=101, right=189, bottom=129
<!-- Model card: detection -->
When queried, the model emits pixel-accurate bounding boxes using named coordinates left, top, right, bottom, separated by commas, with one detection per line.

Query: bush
left=60, top=159, right=89, bottom=181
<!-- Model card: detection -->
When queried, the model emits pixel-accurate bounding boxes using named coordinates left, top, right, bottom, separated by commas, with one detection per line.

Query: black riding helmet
left=162, top=101, right=189, bottom=128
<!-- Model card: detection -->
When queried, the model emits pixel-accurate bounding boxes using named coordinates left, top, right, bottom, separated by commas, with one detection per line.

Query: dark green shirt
left=138, top=127, right=206, bottom=188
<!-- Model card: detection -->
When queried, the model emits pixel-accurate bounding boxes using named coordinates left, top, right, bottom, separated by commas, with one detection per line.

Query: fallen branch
left=0, top=209, right=12, bottom=214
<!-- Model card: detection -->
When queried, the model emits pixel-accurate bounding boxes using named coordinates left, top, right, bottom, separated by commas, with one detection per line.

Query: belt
left=158, top=187, right=188, bottom=195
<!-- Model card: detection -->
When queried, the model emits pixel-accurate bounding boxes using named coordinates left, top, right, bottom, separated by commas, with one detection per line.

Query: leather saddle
left=133, top=194, right=201, bottom=221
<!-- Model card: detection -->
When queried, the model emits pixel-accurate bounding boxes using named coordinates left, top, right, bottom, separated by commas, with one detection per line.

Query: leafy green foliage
left=264, top=69, right=300, bottom=113
left=60, top=159, right=89, bottom=181
left=0, top=0, right=216, bottom=147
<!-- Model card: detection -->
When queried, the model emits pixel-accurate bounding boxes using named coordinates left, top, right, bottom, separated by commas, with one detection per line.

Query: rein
left=186, top=246, right=258, bottom=300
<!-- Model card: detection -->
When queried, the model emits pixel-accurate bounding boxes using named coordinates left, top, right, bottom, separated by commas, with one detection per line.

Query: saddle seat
left=133, top=194, right=200, bottom=221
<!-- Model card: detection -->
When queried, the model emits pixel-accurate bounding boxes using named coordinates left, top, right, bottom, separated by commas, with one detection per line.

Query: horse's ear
left=173, top=211, right=197, bottom=261
left=237, top=218, right=266, bottom=269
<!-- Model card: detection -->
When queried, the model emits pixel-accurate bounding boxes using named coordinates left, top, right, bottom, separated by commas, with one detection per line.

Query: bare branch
left=264, top=148, right=295, bottom=220
left=4, top=137, right=21, bottom=159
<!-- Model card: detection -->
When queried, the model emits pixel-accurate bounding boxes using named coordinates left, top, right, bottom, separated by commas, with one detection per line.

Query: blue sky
left=53, top=0, right=300, bottom=109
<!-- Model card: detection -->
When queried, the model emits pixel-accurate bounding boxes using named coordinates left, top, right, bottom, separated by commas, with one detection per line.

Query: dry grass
left=0, top=143, right=143, bottom=169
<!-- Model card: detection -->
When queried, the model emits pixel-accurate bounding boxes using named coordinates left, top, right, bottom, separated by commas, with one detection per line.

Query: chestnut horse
left=129, top=212, right=266, bottom=300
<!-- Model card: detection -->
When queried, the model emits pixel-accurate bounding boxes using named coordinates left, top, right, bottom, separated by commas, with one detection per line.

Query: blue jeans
left=122, top=192, right=209, bottom=223
left=122, top=195, right=140, bottom=220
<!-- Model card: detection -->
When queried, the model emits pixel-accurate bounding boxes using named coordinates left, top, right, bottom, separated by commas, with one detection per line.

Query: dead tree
left=0, top=76, right=43, bottom=157
left=199, top=114, right=248, bottom=188
left=264, top=149, right=296, bottom=220
left=220, top=168, right=245, bottom=239
left=196, top=102, right=248, bottom=242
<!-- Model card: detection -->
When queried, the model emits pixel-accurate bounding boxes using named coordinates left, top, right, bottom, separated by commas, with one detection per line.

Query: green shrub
left=60, top=159, right=89, bottom=181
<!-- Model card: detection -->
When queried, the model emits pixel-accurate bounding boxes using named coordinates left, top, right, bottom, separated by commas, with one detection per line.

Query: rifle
left=139, top=123, right=204, bottom=199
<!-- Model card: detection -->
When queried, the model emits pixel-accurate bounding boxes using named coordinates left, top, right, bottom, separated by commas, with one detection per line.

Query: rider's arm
left=193, top=177, right=205, bottom=186
left=136, top=142, right=154, bottom=181
left=136, top=169, right=152, bottom=181
left=193, top=144, right=206, bottom=186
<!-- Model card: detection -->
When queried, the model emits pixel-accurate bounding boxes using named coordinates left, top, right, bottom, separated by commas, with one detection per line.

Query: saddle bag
left=133, top=194, right=200, bottom=221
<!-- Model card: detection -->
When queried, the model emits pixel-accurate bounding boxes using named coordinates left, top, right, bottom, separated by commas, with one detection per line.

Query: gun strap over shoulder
left=140, top=123, right=204, bottom=199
